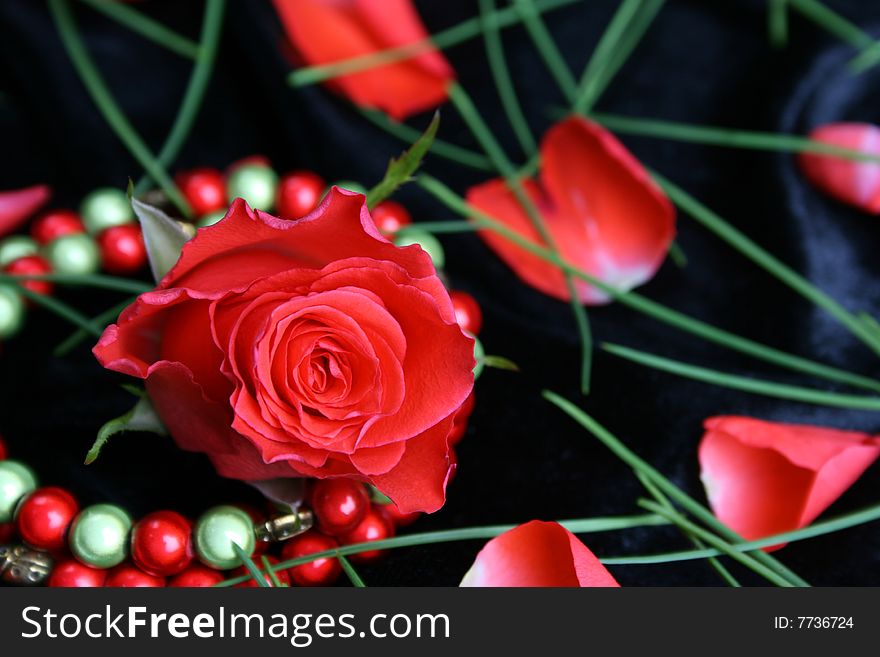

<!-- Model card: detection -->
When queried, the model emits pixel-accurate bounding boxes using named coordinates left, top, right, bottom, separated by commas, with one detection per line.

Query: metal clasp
left=253, top=508, right=314, bottom=544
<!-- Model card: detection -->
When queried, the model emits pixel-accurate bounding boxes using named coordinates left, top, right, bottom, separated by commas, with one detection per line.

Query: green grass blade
left=415, top=174, right=880, bottom=393
left=653, top=171, right=880, bottom=357
left=603, top=342, right=880, bottom=411
left=768, top=0, right=789, bottom=48
left=638, top=500, right=794, bottom=586
left=77, top=0, right=199, bottom=59
left=574, top=0, right=665, bottom=114
left=448, top=83, right=593, bottom=393
left=48, top=0, right=191, bottom=216
left=359, top=109, right=493, bottom=171
left=479, top=0, right=537, bottom=155
left=287, top=0, right=580, bottom=87
left=231, top=544, right=269, bottom=588
left=338, top=555, right=366, bottom=587
left=541, top=390, right=809, bottom=586
left=591, top=112, right=880, bottom=163
left=135, top=0, right=226, bottom=193
left=512, top=0, right=579, bottom=100
left=213, top=513, right=669, bottom=587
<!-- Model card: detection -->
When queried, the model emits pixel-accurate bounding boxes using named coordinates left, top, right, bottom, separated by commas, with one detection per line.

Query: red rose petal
left=798, top=122, right=880, bottom=214
left=468, top=117, right=675, bottom=304
left=699, top=416, right=880, bottom=546
left=0, top=184, right=51, bottom=237
left=460, top=520, right=619, bottom=587
left=271, top=0, right=454, bottom=120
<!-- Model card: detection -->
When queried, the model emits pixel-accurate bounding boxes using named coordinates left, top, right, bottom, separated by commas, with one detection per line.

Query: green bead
left=394, top=229, right=446, bottom=269
left=0, top=235, right=39, bottom=267
left=196, top=210, right=226, bottom=228
left=194, top=505, right=255, bottom=569
left=80, top=187, right=134, bottom=234
left=69, top=503, right=132, bottom=568
left=331, top=180, right=367, bottom=195
left=0, top=460, right=38, bottom=523
left=44, top=233, right=100, bottom=275
left=0, top=285, right=24, bottom=340
left=227, top=164, right=278, bottom=211
left=472, top=333, right=485, bottom=380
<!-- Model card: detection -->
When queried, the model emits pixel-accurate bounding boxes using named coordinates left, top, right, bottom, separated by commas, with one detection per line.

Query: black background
left=1, top=0, right=879, bottom=586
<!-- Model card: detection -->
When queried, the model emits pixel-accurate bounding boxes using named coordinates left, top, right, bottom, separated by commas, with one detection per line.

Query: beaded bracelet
left=0, top=432, right=443, bottom=588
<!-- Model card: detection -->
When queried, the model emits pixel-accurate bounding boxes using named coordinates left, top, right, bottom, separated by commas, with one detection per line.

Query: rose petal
left=798, top=122, right=880, bottom=214
left=271, top=0, right=454, bottom=119
left=0, top=184, right=51, bottom=237
left=468, top=116, right=675, bottom=304
left=460, top=520, right=619, bottom=587
left=699, top=416, right=880, bottom=546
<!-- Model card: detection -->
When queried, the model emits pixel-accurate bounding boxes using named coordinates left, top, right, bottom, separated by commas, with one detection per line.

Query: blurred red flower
left=467, top=117, right=675, bottom=304
left=460, top=520, right=619, bottom=587
left=699, top=416, right=880, bottom=548
left=273, top=0, right=455, bottom=120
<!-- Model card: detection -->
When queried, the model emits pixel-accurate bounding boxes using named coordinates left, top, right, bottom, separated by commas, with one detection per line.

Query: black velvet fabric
left=1, top=0, right=879, bottom=586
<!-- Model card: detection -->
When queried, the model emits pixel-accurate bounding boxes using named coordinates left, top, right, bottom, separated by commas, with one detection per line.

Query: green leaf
left=480, top=354, right=521, bottom=372
left=368, top=485, right=393, bottom=505
left=131, top=197, right=192, bottom=282
left=85, top=394, right=166, bottom=464
left=366, top=112, right=440, bottom=208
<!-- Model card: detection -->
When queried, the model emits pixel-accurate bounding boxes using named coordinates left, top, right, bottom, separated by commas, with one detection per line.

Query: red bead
left=233, top=555, right=291, bottom=588
left=97, top=224, right=147, bottom=274
left=176, top=167, right=227, bottom=216
left=168, top=564, right=225, bottom=588
left=131, top=510, right=193, bottom=577
left=0, top=522, right=15, bottom=543
left=280, top=531, right=342, bottom=587
left=339, top=507, right=394, bottom=564
left=31, top=210, right=85, bottom=244
left=309, top=479, right=369, bottom=536
left=104, top=563, right=165, bottom=587
left=276, top=170, right=326, bottom=219
left=48, top=560, right=106, bottom=588
left=3, top=255, right=53, bottom=296
left=371, top=200, right=411, bottom=235
left=0, top=434, right=7, bottom=460
left=376, top=502, right=420, bottom=528
left=15, top=486, right=79, bottom=552
left=450, top=291, right=483, bottom=335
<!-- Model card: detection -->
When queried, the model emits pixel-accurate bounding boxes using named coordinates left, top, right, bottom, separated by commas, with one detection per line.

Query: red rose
left=272, top=0, right=455, bottom=120
left=93, top=189, right=475, bottom=513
